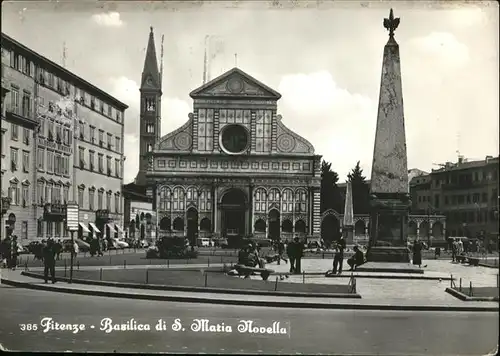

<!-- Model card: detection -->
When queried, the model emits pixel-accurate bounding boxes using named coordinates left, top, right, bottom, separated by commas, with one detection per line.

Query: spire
left=141, top=26, right=160, bottom=89
left=343, top=182, right=354, bottom=227
left=370, top=8, right=409, bottom=195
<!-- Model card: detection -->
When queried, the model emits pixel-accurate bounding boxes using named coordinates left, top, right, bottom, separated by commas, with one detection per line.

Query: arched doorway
left=199, top=218, right=211, bottom=233
left=254, top=219, right=266, bottom=233
left=295, top=220, right=306, bottom=234
left=321, top=214, right=341, bottom=244
left=159, top=217, right=171, bottom=231
left=221, top=189, right=247, bottom=241
left=419, top=221, right=429, bottom=240
left=282, top=219, right=293, bottom=233
left=187, top=208, right=198, bottom=244
left=354, top=220, right=365, bottom=236
left=268, top=209, right=280, bottom=240
left=432, top=222, right=443, bottom=238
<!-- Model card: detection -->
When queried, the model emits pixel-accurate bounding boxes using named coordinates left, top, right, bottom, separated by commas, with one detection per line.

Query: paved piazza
left=266, top=259, right=499, bottom=302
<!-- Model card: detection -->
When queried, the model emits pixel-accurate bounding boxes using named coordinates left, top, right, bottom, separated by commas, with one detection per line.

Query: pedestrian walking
left=292, top=237, right=304, bottom=274
left=451, top=238, right=458, bottom=262
left=43, top=239, right=57, bottom=284
left=277, top=239, right=287, bottom=265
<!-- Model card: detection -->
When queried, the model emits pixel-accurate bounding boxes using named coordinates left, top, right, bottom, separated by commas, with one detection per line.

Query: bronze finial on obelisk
left=383, top=8, right=400, bottom=38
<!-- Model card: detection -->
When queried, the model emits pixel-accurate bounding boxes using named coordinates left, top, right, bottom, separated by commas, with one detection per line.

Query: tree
left=347, top=161, right=370, bottom=214
left=320, top=160, right=342, bottom=213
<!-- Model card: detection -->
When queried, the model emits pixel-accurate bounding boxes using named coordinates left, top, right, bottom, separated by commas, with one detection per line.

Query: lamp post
left=65, top=202, right=79, bottom=283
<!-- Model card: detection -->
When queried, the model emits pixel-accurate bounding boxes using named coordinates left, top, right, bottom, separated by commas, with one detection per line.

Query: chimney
left=485, top=155, right=493, bottom=163
left=458, top=156, right=464, bottom=165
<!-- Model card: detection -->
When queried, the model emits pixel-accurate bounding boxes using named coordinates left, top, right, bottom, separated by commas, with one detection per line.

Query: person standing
left=10, top=235, right=19, bottom=270
left=412, top=239, right=423, bottom=268
left=332, top=236, right=346, bottom=274
left=286, top=240, right=296, bottom=273
left=451, top=238, right=458, bottom=262
left=43, top=239, right=57, bottom=284
left=277, top=239, right=287, bottom=265
left=293, top=237, right=304, bottom=274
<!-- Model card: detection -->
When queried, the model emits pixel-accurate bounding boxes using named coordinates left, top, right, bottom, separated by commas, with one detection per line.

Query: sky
left=2, top=1, right=499, bottom=184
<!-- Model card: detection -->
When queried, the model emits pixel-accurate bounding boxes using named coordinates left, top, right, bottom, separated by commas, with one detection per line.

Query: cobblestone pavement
left=266, top=259, right=499, bottom=302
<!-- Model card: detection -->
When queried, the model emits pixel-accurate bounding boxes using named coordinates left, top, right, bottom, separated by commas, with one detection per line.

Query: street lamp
left=65, top=202, right=79, bottom=283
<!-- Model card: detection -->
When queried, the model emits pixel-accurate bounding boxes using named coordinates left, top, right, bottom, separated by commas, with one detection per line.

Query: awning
left=115, top=225, right=124, bottom=234
left=79, top=222, right=91, bottom=233
left=107, top=223, right=117, bottom=233
left=89, top=222, right=101, bottom=234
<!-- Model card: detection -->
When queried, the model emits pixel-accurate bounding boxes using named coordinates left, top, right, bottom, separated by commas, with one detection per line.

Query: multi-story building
left=122, top=182, right=156, bottom=242
left=1, top=32, right=128, bottom=243
left=428, top=156, right=498, bottom=242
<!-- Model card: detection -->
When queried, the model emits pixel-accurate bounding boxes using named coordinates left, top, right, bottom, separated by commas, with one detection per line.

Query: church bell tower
left=136, top=26, right=162, bottom=185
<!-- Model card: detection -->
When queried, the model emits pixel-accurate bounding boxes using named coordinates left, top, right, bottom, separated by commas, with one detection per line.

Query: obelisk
left=342, top=181, right=354, bottom=245
left=366, top=9, right=411, bottom=264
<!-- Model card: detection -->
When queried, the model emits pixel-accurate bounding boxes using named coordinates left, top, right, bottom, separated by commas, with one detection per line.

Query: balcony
left=43, top=202, right=67, bottom=222
left=5, top=106, right=37, bottom=129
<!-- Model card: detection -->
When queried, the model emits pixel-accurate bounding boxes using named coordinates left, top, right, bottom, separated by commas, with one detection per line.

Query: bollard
left=469, top=281, right=473, bottom=296
left=146, top=269, right=149, bottom=284
left=167, top=259, right=170, bottom=268
left=77, top=261, right=80, bottom=270
left=204, top=273, right=208, bottom=287
left=124, top=260, right=126, bottom=269
left=459, top=278, right=462, bottom=292
left=24, top=261, right=28, bottom=272
left=322, top=253, right=324, bottom=259
left=275, top=276, right=279, bottom=291
left=100, top=268, right=103, bottom=281
left=208, top=257, right=210, bottom=267
left=450, top=274, right=453, bottom=288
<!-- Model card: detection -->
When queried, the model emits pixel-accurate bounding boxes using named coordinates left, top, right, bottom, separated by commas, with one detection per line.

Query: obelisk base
left=366, top=195, right=411, bottom=264
left=343, top=226, right=354, bottom=245
left=366, top=246, right=410, bottom=263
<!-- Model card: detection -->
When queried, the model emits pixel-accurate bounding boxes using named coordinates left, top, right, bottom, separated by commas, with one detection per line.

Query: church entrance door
left=220, top=189, right=247, bottom=243
left=187, top=208, right=199, bottom=245
left=268, top=209, right=280, bottom=240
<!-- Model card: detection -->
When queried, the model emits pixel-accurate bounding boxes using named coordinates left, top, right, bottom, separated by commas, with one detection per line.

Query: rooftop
left=1, top=32, right=129, bottom=111
left=431, top=156, right=499, bottom=174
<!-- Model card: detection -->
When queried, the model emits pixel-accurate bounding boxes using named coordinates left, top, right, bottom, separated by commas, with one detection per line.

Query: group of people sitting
left=331, top=236, right=366, bottom=274
left=238, top=243, right=266, bottom=269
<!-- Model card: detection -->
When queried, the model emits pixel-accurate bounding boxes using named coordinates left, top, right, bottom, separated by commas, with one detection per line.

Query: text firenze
left=39, top=317, right=288, bottom=335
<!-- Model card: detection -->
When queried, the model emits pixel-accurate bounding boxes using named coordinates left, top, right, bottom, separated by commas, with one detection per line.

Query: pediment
left=190, top=68, right=281, bottom=100
left=156, top=115, right=193, bottom=152
left=275, top=115, right=315, bottom=155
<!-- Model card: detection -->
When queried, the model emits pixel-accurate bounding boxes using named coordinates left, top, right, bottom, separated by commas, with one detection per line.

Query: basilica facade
left=134, top=29, right=321, bottom=243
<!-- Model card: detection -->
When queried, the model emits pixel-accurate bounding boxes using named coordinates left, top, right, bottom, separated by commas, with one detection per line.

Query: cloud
left=108, top=76, right=191, bottom=183
left=278, top=71, right=376, bottom=181
left=447, top=7, right=486, bottom=28
left=91, top=12, right=124, bottom=27
left=409, top=32, right=469, bottom=69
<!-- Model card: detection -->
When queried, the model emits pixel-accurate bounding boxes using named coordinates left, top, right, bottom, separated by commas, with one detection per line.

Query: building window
left=52, top=184, right=61, bottom=203
left=38, top=116, right=45, bottom=137
left=147, top=144, right=153, bottom=152
left=10, top=86, right=20, bottom=114
left=89, top=126, right=95, bottom=143
left=22, top=91, right=32, bottom=117
left=254, top=188, right=266, bottom=213
left=46, top=221, right=53, bottom=236
left=55, top=221, right=61, bottom=236
left=37, top=220, right=43, bottom=237
left=116, top=111, right=121, bottom=122
left=11, top=123, right=19, bottom=141
left=146, top=123, right=155, bottom=133
left=115, top=159, right=120, bottom=177
left=114, top=194, right=120, bottom=213
left=78, top=188, right=84, bottom=208
left=23, top=128, right=30, bottom=145
left=63, top=186, right=69, bottom=204
left=172, top=187, right=185, bottom=211
left=482, top=192, right=488, bottom=203
left=89, top=151, right=95, bottom=171
left=108, top=105, right=112, bottom=117
left=115, top=136, right=121, bottom=153
left=79, top=147, right=85, bottom=168
left=98, top=190, right=103, bottom=210
left=9, top=182, right=20, bottom=205
left=37, top=181, right=44, bottom=204
left=46, top=150, right=53, bottom=172
left=107, top=133, right=113, bottom=150
left=22, top=151, right=29, bottom=172
left=47, top=121, right=54, bottom=140
left=98, top=154, right=104, bottom=173
left=79, top=122, right=85, bottom=140
left=22, top=186, right=29, bottom=207
left=89, top=189, right=95, bottom=211
left=145, top=97, right=155, bottom=111
left=10, top=148, right=18, bottom=171
left=47, top=72, right=54, bottom=87
left=295, top=189, right=307, bottom=213
left=106, top=192, right=112, bottom=210
left=158, top=160, right=166, bottom=168
left=99, top=130, right=104, bottom=146
left=106, top=156, right=112, bottom=175
left=282, top=188, right=294, bottom=213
